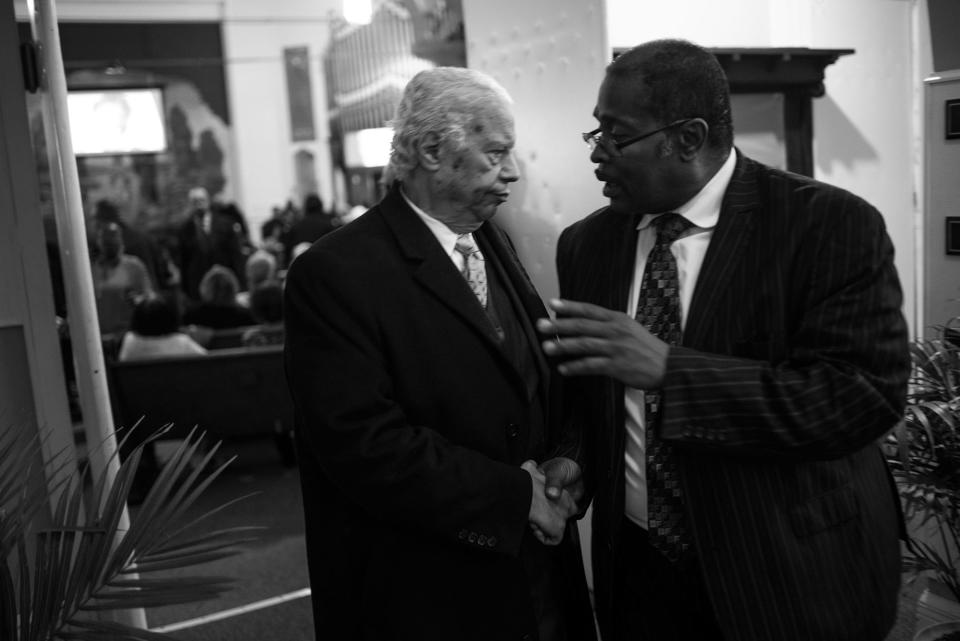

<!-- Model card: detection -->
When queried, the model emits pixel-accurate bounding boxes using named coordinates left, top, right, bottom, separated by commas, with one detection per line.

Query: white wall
left=222, top=0, right=339, bottom=241
left=606, top=0, right=920, bottom=336
left=2, top=0, right=79, bottom=512
left=463, top=0, right=609, bottom=301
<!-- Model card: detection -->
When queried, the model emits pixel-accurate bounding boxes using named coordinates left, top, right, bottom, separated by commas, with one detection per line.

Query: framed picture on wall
left=947, top=99, right=960, bottom=140
left=947, top=217, right=960, bottom=255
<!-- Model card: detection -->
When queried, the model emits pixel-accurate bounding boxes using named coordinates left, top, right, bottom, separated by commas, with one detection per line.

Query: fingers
left=550, top=298, right=617, bottom=320
left=555, top=356, right=616, bottom=377
left=540, top=457, right=582, bottom=500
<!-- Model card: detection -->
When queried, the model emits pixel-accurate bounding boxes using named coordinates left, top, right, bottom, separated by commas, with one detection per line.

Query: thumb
left=541, top=458, right=577, bottom=499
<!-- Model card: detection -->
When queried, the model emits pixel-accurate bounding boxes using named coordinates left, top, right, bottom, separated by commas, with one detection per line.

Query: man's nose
left=589, top=142, right=608, bottom=164
left=500, top=151, right=520, bottom=182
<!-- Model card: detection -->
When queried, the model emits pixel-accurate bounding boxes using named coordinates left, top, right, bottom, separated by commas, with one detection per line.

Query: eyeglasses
left=582, top=118, right=693, bottom=156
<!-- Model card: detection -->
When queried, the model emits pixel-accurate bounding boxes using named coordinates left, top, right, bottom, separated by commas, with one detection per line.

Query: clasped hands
left=523, top=457, right=583, bottom=546
left=523, top=298, right=672, bottom=545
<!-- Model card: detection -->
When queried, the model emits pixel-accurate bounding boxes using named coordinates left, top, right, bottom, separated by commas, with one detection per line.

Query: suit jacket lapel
left=684, top=151, right=760, bottom=348
left=378, top=187, right=539, bottom=383
left=477, top=224, right=550, bottom=400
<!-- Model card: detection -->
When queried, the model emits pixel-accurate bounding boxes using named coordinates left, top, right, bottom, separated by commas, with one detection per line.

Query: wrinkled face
left=590, top=75, right=684, bottom=215
left=431, top=98, right=519, bottom=232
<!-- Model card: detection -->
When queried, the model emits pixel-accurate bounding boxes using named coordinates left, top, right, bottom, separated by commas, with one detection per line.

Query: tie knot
left=455, top=233, right=479, bottom=257
left=653, top=213, right=692, bottom=244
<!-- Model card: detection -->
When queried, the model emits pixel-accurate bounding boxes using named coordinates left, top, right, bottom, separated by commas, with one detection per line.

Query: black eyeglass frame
left=582, top=118, right=694, bottom=155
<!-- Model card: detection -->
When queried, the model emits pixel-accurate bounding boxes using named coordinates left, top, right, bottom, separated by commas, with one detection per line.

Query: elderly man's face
left=432, top=98, right=519, bottom=232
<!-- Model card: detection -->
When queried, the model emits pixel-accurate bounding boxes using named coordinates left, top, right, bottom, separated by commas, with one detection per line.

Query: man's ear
left=417, top=132, right=443, bottom=171
left=676, top=118, right=708, bottom=161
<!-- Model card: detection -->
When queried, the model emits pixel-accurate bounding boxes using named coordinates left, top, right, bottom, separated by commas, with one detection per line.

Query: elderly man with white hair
left=284, top=67, right=596, bottom=641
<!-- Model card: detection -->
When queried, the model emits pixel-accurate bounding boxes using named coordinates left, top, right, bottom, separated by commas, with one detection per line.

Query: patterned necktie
left=635, top=212, right=693, bottom=562
left=454, top=233, right=487, bottom=308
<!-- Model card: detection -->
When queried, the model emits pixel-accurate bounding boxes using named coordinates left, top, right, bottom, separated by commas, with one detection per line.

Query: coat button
left=468, top=532, right=478, bottom=543
left=506, top=423, right=520, bottom=438
left=457, top=529, right=467, bottom=540
left=487, top=536, right=497, bottom=547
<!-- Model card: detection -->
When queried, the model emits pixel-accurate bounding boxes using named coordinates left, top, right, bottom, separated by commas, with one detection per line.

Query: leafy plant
left=886, top=320, right=960, bottom=602
left=0, top=424, right=258, bottom=640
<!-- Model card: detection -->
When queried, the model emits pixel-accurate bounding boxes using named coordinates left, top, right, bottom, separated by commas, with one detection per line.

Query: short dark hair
left=608, top=39, right=734, bottom=154
left=130, top=295, right=181, bottom=336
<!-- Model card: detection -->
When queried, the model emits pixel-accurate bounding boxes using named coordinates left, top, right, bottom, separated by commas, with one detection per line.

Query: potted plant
left=0, top=424, right=257, bottom=641
left=885, top=319, right=960, bottom=640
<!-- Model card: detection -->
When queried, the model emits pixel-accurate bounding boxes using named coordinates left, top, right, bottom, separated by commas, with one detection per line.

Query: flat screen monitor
left=67, top=87, right=167, bottom=156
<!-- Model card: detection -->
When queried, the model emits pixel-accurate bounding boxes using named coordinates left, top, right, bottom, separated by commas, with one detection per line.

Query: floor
left=122, top=436, right=935, bottom=641
left=134, top=437, right=316, bottom=641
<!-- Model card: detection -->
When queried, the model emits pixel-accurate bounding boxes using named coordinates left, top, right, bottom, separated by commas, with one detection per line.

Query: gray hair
left=382, top=67, right=512, bottom=184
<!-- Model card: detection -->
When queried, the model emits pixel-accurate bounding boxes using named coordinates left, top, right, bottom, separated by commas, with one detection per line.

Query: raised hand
left=536, top=298, right=669, bottom=389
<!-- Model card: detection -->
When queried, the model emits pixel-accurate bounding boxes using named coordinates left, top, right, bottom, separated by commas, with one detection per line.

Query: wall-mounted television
left=67, top=87, right=167, bottom=156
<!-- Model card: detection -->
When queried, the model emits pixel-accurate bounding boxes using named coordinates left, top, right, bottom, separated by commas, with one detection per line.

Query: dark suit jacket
left=176, top=210, right=247, bottom=300
left=284, top=186, right=595, bottom=641
left=556, top=152, right=909, bottom=641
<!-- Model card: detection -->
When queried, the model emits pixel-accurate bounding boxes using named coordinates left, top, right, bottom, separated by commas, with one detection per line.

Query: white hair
left=382, top=67, right=513, bottom=184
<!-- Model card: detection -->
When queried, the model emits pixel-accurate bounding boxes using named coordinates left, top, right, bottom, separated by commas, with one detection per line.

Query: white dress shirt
left=623, top=149, right=736, bottom=528
left=401, top=188, right=478, bottom=273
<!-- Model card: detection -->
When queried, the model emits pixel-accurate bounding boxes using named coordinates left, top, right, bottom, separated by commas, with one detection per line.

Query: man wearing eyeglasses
left=535, top=39, right=909, bottom=641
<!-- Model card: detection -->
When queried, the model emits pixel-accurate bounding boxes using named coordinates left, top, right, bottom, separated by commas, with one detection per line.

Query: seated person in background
left=118, top=295, right=207, bottom=361
left=236, top=249, right=278, bottom=308
left=182, top=264, right=257, bottom=330
left=92, top=221, right=155, bottom=336
left=242, top=281, right=284, bottom=347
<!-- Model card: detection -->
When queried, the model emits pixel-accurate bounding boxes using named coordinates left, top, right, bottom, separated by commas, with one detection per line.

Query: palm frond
left=3, top=422, right=256, bottom=641
left=889, top=319, right=960, bottom=602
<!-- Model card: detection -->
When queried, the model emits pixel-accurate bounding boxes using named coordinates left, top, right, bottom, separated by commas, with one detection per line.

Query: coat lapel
left=376, top=186, right=525, bottom=367
left=684, top=151, right=760, bottom=348
left=477, top=224, right=551, bottom=397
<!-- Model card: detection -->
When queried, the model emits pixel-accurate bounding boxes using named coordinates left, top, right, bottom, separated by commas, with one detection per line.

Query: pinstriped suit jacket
left=556, top=152, right=910, bottom=641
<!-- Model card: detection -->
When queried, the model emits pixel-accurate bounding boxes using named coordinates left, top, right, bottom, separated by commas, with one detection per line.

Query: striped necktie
left=454, top=233, right=487, bottom=308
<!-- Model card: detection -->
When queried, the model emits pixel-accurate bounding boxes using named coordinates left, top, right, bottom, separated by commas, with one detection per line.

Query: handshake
left=523, top=457, right=584, bottom=546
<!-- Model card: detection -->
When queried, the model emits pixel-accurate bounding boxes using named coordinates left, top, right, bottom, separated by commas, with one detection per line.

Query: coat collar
left=376, top=185, right=549, bottom=395
left=683, top=150, right=760, bottom=348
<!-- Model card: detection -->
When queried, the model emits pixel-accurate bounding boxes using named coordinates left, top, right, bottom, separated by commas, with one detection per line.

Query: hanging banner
left=284, top=46, right=316, bottom=142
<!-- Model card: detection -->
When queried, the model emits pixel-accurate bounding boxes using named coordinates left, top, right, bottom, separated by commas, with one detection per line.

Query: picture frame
left=947, top=98, right=960, bottom=140
left=947, top=217, right=960, bottom=255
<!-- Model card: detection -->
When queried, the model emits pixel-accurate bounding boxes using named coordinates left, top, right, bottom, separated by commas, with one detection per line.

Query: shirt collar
left=400, top=186, right=462, bottom=257
left=638, top=148, right=736, bottom=231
